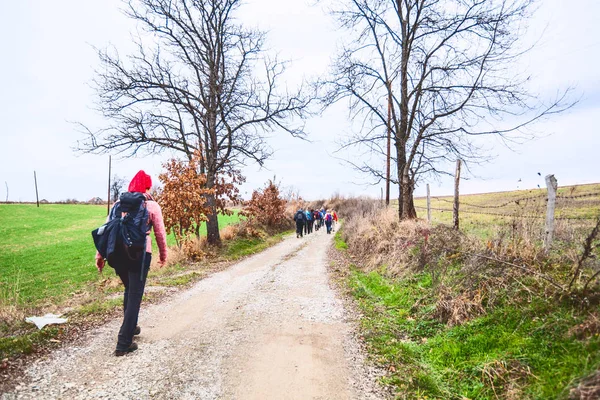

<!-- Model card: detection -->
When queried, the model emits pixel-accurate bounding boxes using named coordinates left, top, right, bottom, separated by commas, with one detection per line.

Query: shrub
left=241, top=179, right=290, bottom=230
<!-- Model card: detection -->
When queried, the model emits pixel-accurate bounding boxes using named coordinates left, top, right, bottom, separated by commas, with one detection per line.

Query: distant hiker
left=305, top=209, right=313, bottom=235
left=332, top=210, right=338, bottom=231
left=313, top=209, right=321, bottom=231
left=94, top=170, right=168, bottom=356
left=324, top=210, right=333, bottom=234
left=319, top=208, right=326, bottom=228
left=294, top=208, right=306, bottom=238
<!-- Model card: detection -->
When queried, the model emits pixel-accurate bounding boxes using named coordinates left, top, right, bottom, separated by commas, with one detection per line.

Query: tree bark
left=400, top=166, right=417, bottom=219
left=395, top=139, right=406, bottom=220
left=205, top=170, right=221, bottom=246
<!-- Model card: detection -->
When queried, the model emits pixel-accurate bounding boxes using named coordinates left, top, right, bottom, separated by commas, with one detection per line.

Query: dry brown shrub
left=235, top=219, right=266, bottom=239
left=241, top=179, right=289, bottom=229
left=220, top=225, right=238, bottom=241
left=183, top=236, right=208, bottom=261
left=342, top=206, right=464, bottom=277
left=434, top=285, right=486, bottom=326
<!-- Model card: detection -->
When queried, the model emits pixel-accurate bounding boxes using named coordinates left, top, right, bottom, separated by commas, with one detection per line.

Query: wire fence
left=414, top=181, right=600, bottom=244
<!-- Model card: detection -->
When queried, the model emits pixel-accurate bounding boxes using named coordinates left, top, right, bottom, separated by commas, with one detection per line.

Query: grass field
left=413, top=183, right=600, bottom=239
left=0, top=204, right=241, bottom=309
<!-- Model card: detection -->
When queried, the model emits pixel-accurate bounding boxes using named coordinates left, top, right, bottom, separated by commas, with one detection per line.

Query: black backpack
left=92, top=192, right=150, bottom=274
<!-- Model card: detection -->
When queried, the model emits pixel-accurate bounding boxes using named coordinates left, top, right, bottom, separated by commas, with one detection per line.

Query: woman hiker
left=95, top=170, right=168, bottom=356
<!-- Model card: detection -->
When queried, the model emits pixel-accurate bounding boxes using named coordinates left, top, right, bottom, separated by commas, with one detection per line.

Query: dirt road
left=3, top=228, right=385, bottom=399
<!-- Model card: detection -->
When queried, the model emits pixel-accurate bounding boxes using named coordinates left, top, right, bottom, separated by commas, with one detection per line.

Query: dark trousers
left=305, top=220, right=313, bottom=234
left=325, top=221, right=332, bottom=234
left=115, top=253, right=151, bottom=351
left=296, top=221, right=304, bottom=237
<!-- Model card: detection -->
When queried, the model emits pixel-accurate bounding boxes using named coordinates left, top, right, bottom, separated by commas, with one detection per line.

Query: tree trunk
left=395, top=139, right=406, bottom=220
left=205, top=170, right=221, bottom=246
left=400, top=167, right=417, bottom=219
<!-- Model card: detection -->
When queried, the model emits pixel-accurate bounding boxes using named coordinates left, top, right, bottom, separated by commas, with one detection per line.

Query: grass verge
left=333, top=226, right=600, bottom=399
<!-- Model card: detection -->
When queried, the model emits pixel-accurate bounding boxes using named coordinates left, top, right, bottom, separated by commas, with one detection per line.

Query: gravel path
left=2, top=229, right=387, bottom=400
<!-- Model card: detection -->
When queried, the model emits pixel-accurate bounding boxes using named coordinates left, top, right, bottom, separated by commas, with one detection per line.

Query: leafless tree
left=319, top=0, right=573, bottom=219
left=111, top=175, right=126, bottom=202
left=78, top=0, right=312, bottom=244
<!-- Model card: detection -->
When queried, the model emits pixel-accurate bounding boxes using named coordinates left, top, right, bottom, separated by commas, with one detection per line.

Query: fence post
left=426, top=183, right=431, bottom=223
left=453, top=160, right=461, bottom=230
left=34, top=171, right=39, bottom=208
left=544, top=174, right=558, bottom=251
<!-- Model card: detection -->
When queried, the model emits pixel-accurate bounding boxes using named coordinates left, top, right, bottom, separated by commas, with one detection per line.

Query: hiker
left=313, top=209, right=321, bottom=231
left=294, top=208, right=306, bottom=238
left=332, top=210, right=338, bottom=231
left=95, top=170, right=168, bottom=356
left=324, top=209, right=333, bottom=234
left=305, top=209, right=313, bottom=235
left=319, top=208, right=326, bottom=228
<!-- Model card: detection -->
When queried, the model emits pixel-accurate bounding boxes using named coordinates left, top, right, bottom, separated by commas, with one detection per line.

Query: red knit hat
left=128, top=170, right=152, bottom=193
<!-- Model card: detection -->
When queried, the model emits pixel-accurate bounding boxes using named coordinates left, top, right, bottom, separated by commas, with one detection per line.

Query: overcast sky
left=0, top=0, right=598, bottom=202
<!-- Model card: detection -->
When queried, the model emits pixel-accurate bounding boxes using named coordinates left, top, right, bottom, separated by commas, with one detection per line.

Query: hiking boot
left=114, top=342, right=138, bottom=357
left=133, top=325, right=141, bottom=336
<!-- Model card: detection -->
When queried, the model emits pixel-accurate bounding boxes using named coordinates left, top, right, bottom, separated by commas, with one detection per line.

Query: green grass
left=78, top=297, right=123, bottom=316
left=348, top=269, right=600, bottom=399
left=222, top=230, right=291, bottom=260
left=334, top=228, right=348, bottom=250
left=0, top=204, right=107, bottom=307
left=157, top=272, right=201, bottom=287
left=0, top=326, right=60, bottom=359
left=0, top=204, right=241, bottom=308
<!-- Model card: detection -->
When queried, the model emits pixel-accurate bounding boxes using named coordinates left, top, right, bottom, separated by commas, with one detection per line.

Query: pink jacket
left=95, top=198, right=168, bottom=264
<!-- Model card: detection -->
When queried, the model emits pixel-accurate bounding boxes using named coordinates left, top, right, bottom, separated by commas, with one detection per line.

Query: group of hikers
left=293, top=207, right=338, bottom=238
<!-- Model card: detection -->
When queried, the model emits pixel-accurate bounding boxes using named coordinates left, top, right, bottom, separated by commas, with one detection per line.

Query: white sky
left=0, top=0, right=598, bottom=202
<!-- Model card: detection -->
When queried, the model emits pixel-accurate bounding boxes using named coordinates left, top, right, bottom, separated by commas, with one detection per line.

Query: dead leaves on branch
left=158, top=150, right=244, bottom=247
left=241, top=179, right=288, bottom=229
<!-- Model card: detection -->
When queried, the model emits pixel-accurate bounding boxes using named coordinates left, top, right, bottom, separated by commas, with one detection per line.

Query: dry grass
left=220, top=225, right=238, bottom=241
left=434, top=285, right=486, bottom=327
left=338, top=195, right=600, bottom=327
left=480, top=359, right=535, bottom=400
left=570, top=370, right=600, bottom=400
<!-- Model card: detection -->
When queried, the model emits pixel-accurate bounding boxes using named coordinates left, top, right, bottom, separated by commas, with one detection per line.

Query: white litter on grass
left=25, top=314, right=68, bottom=329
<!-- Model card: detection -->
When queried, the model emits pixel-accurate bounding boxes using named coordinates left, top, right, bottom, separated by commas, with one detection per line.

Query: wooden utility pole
left=34, top=171, right=40, bottom=207
left=107, top=156, right=112, bottom=216
left=426, top=183, right=431, bottom=223
left=544, top=174, right=558, bottom=251
left=385, top=80, right=392, bottom=206
left=453, top=160, right=461, bottom=230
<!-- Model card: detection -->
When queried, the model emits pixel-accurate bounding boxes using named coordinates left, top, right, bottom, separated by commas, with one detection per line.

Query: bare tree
left=111, top=175, right=126, bottom=202
left=320, top=0, right=573, bottom=219
left=78, top=0, right=312, bottom=244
